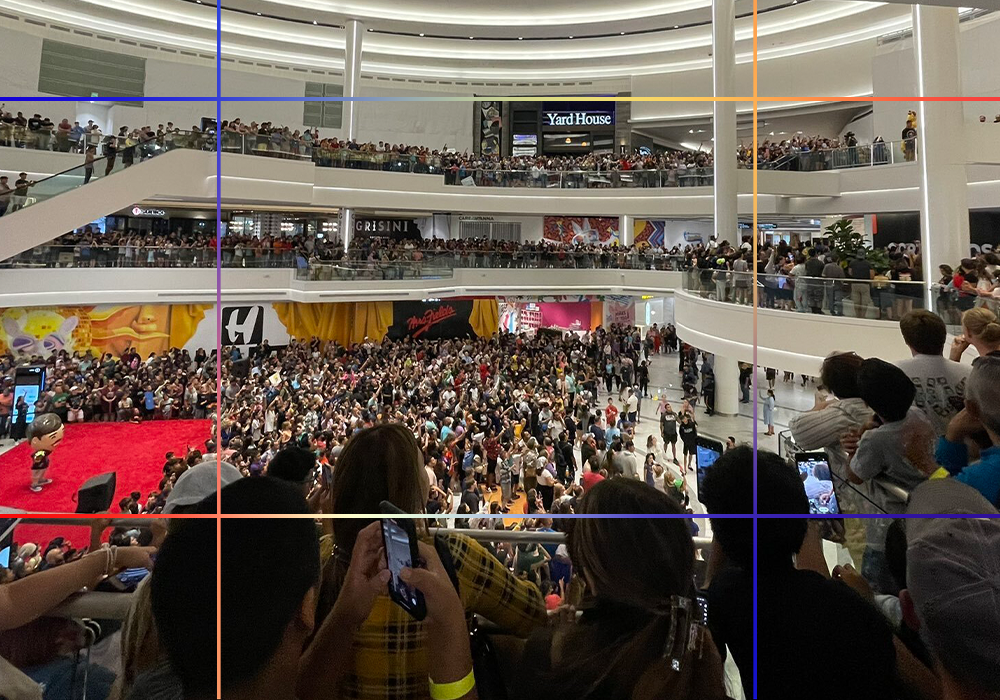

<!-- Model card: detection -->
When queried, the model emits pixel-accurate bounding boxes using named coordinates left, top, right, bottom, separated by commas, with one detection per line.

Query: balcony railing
left=4, top=245, right=688, bottom=273
left=753, top=138, right=918, bottom=172
left=682, top=268, right=929, bottom=321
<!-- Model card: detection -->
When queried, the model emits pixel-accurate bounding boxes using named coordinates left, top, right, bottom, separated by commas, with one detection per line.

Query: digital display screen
left=797, top=454, right=840, bottom=515
left=14, top=366, right=45, bottom=424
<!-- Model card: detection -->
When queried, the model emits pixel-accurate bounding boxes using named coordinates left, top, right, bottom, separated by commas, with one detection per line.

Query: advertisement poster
left=606, top=300, right=634, bottom=327
left=386, top=300, right=476, bottom=340
left=0, top=305, right=201, bottom=358
left=542, top=216, right=619, bottom=246
left=634, top=219, right=665, bottom=247
left=538, top=302, right=592, bottom=331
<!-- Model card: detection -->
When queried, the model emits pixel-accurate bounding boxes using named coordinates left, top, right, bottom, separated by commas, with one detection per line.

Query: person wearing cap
left=901, top=480, right=1000, bottom=700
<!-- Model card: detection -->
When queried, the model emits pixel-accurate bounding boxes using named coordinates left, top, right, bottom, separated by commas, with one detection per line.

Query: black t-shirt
left=804, top=257, right=825, bottom=277
left=902, top=127, right=917, bottom=141
left=848, top=257, right=872, bottom=281
left=758, top=566, right=897, bottom=700
left=706, top=563, right=753, bottom=699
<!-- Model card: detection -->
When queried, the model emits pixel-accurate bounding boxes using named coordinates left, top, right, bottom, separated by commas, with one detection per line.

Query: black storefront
left=501, top=100, right=617, bottom=158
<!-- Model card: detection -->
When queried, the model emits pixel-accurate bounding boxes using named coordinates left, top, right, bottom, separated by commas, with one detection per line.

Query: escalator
left=0, top=133, right=216, bottom=263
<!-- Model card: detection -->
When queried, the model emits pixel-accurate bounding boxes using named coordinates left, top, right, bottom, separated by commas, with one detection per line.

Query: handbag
left=433, top=534, right=509, bottom=700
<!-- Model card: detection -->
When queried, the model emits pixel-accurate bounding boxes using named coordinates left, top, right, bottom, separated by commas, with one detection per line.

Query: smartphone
left=0, top=518, right=20, bottom=569
left=379, top=501, right=427, bottom=621
left=795, top=451, right=840, bottom=515
left=321, top=463, right=333, bottom=488
left=695, top=437, right=724, bottom=500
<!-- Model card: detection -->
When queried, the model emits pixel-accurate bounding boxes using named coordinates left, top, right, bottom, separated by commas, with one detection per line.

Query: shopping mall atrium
left=0, top=1, right=999, bottom=699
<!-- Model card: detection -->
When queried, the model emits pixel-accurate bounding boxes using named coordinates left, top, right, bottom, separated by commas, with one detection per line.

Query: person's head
left=561, top=479, right=725, bottom=699
left=858, top=358, right=916, bottom=423
left=329, top=423, right=427, bottom=550
left=899, top=310, right=948, bottom=356
left=961, top=307, right=1000, bottom=353
left=964, top=355, right=1000, bottom=441
left=27, top=412, right=63, bottom=451
left=150, top=516, right=217, bottom=699
left=213, top=478, right=321, bottom=695
left=819, top=352, right=863, bottom=399
left=699, top=446, right=753, bottom=571
left=756, top=449, right=809, bottom=569
left=266, top=446, right=316, bottom=495
left=904, top=483, right=1000, bottom=698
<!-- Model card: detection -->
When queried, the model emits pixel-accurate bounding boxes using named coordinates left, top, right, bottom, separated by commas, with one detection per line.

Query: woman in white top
left=788, top=254, right=808, bottom=313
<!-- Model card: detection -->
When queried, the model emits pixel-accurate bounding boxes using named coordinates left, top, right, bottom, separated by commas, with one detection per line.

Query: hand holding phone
left=331, top=522, right=391, bottom=629
left=399, top=540, right=465, bottom=631
left=379, top=501, right=427, bottom=620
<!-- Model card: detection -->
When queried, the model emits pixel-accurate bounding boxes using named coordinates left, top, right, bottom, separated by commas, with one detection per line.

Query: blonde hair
left=962, top=307, right=1000, bottom=345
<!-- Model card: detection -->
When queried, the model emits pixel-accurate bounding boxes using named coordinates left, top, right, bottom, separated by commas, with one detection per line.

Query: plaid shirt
left=329, top=532, right=546, bottom=700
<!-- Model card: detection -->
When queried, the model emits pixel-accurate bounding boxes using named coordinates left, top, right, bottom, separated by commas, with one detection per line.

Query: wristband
left=930, top=467, right=950, bottom=480
left=428, top=669, right=475, bottom=700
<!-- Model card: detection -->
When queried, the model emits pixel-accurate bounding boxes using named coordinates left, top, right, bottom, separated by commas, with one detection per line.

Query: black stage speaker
left=75, top=472, right=117, bottom=513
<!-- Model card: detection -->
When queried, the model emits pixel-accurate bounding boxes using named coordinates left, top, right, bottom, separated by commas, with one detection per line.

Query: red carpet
left=0, top=420, right=211, bottom=513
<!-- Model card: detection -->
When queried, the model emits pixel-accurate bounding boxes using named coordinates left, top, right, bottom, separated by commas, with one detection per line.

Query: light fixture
left=569, top=35, right=573, bottom=39
left=313, top=20, right=318, bottom=24
left=620, top=31, right=625, bottom=34
left=674, top=25, right=679, bottom=28
left=419, top=32, right=424, bottom=36
left=256, top=11, right=261, bottom=15
left=565, top=137, right=572, bottom=143
left=518, top=36, right=523, bottom=40
left=469, top=36, right=474, bottom=39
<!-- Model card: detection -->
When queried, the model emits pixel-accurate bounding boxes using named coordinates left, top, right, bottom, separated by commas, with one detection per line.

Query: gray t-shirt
left=850, top=407, right=930, bottom=515
left=894, top=354, right=971, bottom=437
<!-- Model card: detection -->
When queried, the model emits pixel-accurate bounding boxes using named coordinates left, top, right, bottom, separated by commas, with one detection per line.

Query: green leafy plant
left=825, top=218, right=891, bottom=272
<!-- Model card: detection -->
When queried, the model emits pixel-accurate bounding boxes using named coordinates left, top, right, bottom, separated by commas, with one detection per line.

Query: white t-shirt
left=626, top=394, right=638, bottom=412
left=894, top=354, right=971, bottom=436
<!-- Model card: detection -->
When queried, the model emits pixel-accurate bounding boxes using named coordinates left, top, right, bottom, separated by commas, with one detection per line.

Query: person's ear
left=900, top=589, right=920, bottom=632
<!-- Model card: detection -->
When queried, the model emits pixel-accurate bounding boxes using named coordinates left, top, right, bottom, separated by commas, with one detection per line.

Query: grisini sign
left=543, top=111, right=614, bottom=127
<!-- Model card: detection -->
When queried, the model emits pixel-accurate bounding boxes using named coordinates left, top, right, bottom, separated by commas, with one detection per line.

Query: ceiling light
left=419, top=33, right=424, bottom=36
left=256, top=11, right=261, bottom=15
left=620, top=31, right=625, bottom=35
left=674, top=25, right=679, bottom=28
left=469, top=36, right=474, bottom=39
left=569, top=35, right=573, bottom=39
left=313, top=20, right=318, bottom=24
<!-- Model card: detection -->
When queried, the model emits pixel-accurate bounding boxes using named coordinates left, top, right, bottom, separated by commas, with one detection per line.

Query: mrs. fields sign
left=543, top=111, right=614, bottom=127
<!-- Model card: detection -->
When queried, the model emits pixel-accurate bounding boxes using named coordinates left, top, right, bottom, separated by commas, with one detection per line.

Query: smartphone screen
left=0, top=518, right=19, bottom=569
left=381, top=518, right=421, bottom=611
left=695, top=439, right=723, bottom=498
left=796, top=452, right=840, bottom=515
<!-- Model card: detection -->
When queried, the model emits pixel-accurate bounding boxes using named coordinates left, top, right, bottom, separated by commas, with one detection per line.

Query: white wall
left=872, top=14, right=1000, bottom=140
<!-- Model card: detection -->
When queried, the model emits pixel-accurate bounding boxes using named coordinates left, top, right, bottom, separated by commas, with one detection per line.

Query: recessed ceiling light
left=256, top=11, right=261, bottom=15
left=313, top=20, right=318, bottom=24
left=518, top=36, right=523, bottom=40
left=674, top=25, right=679, bottom=28
left=469, top=36, right=474, bottom=39
left=419, top=32, right=424, bottom=36
left=620, top=31, right=625, bottom=34
left=569, top=35, right=573, bottom=38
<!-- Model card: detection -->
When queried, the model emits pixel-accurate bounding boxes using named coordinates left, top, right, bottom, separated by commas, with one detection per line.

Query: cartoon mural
left=542, top=216, right=619, bottom=246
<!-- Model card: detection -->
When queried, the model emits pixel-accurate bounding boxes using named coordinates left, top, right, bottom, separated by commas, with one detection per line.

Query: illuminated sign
left=543, top=111, right=614, bottom=127
left=131, top=207, right=166, bottom=217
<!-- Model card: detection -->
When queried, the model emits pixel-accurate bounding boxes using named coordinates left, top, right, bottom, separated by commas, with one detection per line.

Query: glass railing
left=752, top=138, right=918, bottom=172
left=442, top=167, right=713, bottom=189
left=296, top=260, right=456, bottom=281
left=0, top=131, right=214, bottom=219
left=682, top=269, right=928, bottom=321
left=4, top=242, right=688, bottom=272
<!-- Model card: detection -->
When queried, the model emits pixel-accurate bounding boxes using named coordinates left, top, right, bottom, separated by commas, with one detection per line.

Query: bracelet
left=105, top=545, right=118, bottom=577
left=428, top=669, right=475, bottom=700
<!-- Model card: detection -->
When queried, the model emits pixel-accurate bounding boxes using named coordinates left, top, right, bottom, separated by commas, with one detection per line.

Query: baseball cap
left=163, top=460, right=242, bottom=513
left=905, top=480, right=1000, bottom=692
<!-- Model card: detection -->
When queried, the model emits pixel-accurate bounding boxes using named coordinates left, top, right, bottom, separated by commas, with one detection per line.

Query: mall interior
left=0, top=1, right=999, bottom=699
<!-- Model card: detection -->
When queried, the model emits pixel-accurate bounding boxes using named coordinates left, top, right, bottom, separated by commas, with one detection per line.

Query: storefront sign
left=353, top=218, right=422, bottom=240
left=131, top=207, right=166, bottom=217
left=387, top=301, right=475, bottom=340
left=543, top=111, right=614, bottom=127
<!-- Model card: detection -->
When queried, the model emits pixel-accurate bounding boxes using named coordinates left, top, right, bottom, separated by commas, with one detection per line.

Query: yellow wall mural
left=0, top=305, right=211, bottom=358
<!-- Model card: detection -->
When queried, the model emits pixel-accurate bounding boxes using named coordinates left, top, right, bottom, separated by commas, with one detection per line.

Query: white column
left=343, top=19, right=365, bottom=141
left=712, top=0, right=738, bottom=246
left=619, top=214, right=632, bottom=247
left=341, top=207, right=353, bottom=252
left=712, top=354, right=740, bottom=417
left=913, top=5, right=970, bottom=309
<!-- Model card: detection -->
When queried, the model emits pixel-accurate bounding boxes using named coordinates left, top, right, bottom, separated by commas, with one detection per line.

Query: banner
left=387, top=301, right=476, bottom=340
left=0, top=305, right=210, bottom=358
left=634, top=219, right=665, bottom=247
left=606, top=300, right=634, bottom=327
left=538, top=302, right=592, bottom=331
left=542, top=216, right=619, bottom=246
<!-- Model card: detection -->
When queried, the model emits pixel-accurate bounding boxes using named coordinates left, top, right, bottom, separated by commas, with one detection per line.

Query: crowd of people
left=679, top=235, right=1000, bottom=322
left=213, top=324, right=711, bottom=519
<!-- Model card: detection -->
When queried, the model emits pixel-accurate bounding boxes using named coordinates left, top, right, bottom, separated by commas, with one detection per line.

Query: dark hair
left=884, top=519, right=908, bottom=593
left=699, top=446, right=753, bottom=571
left=267, top=446, right=316, bottom=484
left=899, top=310, right=947, bottom=356
left=150, top=518, right=216, bottom=696
left=858, top=358, right=915, bottom=422
left=819, top=352, right=863, bottom=399
left=545, top=479, right=723, bottom=700
left=216, top=478, right=320, bottom=691
left=756, top=449, right=809, bottom=568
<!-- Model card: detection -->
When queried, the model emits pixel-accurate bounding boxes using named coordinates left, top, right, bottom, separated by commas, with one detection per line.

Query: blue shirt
left=144, top=391, right=155, bottom=410
left=935, top=438, right=1000, bottom=506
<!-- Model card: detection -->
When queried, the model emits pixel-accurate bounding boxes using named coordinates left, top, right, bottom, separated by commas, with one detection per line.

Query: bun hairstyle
left=962, top=307, right=1000, bottom=345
